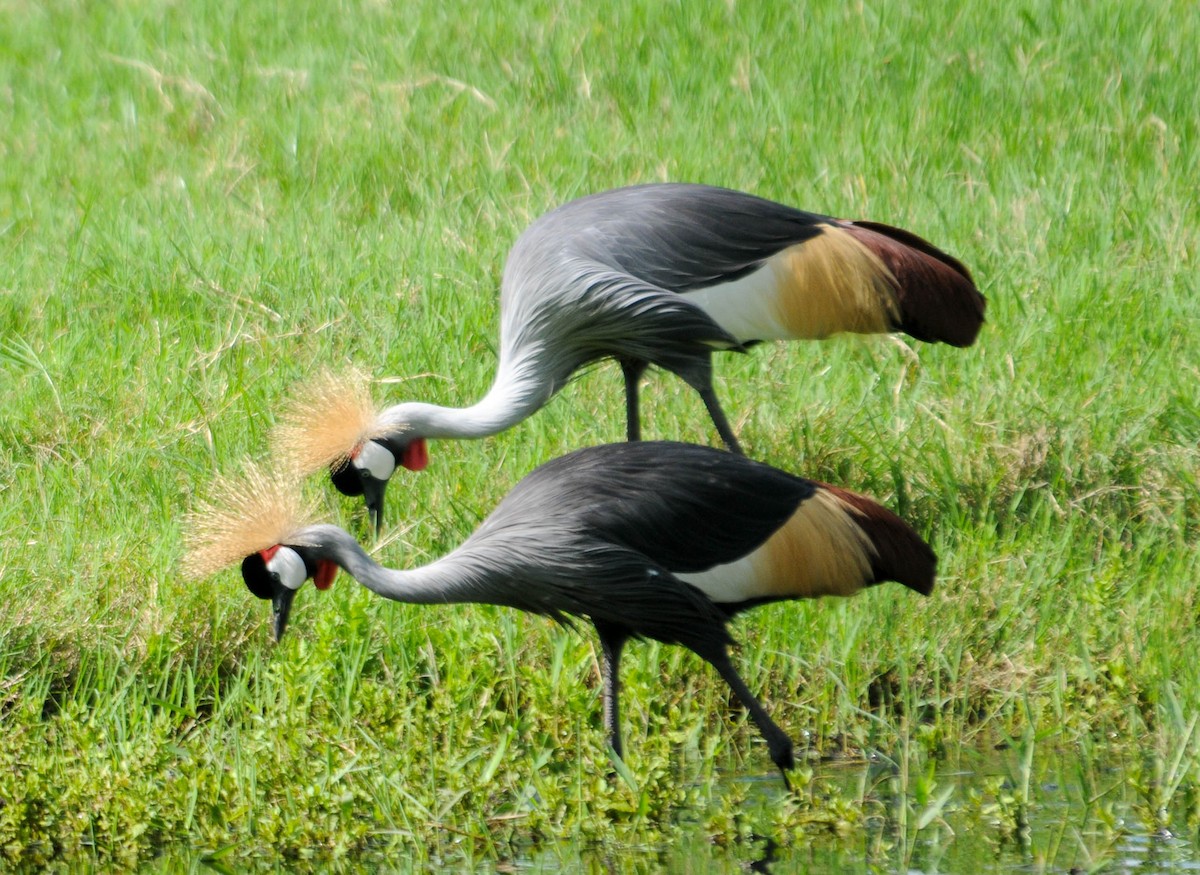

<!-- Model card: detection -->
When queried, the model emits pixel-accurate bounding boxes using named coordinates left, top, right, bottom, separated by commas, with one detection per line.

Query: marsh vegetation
left=1, top=0, right=1197, bottom=868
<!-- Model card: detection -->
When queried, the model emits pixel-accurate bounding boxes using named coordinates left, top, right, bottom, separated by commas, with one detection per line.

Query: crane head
left=241, top=543, right=338, bottom=641
left=269, top=369, right=430, bottom=536
left=184, top=459, right=335, bottom=642
left=329, top=436, right=428, bottom=536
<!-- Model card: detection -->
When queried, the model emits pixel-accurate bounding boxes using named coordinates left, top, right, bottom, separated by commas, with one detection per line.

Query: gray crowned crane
left=274, top=183, right=985, bottom=532
left=186, top=441, right=936, bottom=785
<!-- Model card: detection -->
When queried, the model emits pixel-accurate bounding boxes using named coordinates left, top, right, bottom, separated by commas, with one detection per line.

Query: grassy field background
left=1, top=0, right=1198, bottom=868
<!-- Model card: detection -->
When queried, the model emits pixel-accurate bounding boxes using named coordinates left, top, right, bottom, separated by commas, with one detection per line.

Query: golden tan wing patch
left=768, top=225, right=899, bottom=339
left=751, top=488, right=877, bottom=598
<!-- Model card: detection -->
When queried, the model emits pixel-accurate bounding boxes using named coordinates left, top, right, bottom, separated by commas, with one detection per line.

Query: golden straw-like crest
left=271, top=368, right=381, bottom=475
left=183, top=460, right=316, bottom=579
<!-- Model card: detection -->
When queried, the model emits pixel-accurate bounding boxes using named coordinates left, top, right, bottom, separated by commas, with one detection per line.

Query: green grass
left=1, top=0, right=1199, bottom=867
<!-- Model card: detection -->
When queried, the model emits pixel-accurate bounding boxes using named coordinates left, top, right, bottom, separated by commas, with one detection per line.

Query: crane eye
left=266, top=546, right=309, bottom=591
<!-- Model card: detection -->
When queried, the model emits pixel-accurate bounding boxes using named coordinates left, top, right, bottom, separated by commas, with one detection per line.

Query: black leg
left=594, top=621, right=630, bottom=758
left=676, top=354, right=743, bottom=454
left=698, top=387, right=744, bottom=455
left=706, top=648, right=794, bottom=790
left=619, top=359, right=647, bottom=442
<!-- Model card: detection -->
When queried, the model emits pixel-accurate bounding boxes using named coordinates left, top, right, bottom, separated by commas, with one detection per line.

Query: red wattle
left=313, top=560, right=338, bottom=591
left=401, top=438, right=429, bottom=471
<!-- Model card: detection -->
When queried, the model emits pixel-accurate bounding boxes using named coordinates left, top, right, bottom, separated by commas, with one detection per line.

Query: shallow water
left=122, top=747, right=1200, bottom=871
left=501, top=748, right=1200, bottom=874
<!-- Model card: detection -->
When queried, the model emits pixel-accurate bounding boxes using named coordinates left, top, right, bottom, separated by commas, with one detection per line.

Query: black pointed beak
left=271, top=584, right=297, bottom=642
left=362, top=476, right=387, bottom=538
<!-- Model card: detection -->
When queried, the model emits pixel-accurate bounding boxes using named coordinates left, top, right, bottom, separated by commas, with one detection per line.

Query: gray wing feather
left=496, top=184, right=834, bottom=382
left=449, top=530, right=732, bottom=648
left=516, top=183, right=832, bottom=293
left=499, top=255, right=738, bottom=390
left=444, top=442, right=810, bottom=646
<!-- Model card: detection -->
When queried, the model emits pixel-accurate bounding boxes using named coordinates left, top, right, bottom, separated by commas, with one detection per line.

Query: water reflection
left=100, top=749, right=1200, bottom=872
left=513, top=748, right=1200, bottom=874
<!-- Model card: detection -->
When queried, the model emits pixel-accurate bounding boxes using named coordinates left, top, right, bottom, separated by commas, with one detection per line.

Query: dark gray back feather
left=517, top=184, right=831, bottom=292
left=496, top=184, right=838, bottom=389
left=448, top=442, right=812, bottom=646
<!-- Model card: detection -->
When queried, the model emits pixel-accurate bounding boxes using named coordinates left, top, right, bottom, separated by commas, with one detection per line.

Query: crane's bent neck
left=313, top=526, right=476, bottom=605
left=375, top=360, right=552, bottom=441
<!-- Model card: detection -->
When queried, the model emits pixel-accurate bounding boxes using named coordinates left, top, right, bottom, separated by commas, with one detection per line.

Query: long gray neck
left=305, top=525, right=475, bottom=605
left=375, top=360, right=552, bottom=440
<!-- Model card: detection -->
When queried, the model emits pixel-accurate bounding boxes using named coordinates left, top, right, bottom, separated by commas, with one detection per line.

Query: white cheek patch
left=266, top=546, right=309, bottom=591
left=353, top=440, right=396, bottom=481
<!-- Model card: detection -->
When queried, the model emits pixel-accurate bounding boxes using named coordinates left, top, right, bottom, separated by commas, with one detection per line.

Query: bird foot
left=778, top=767, right=794, bottom=794
left=770, top=739, right=796, bottom=792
